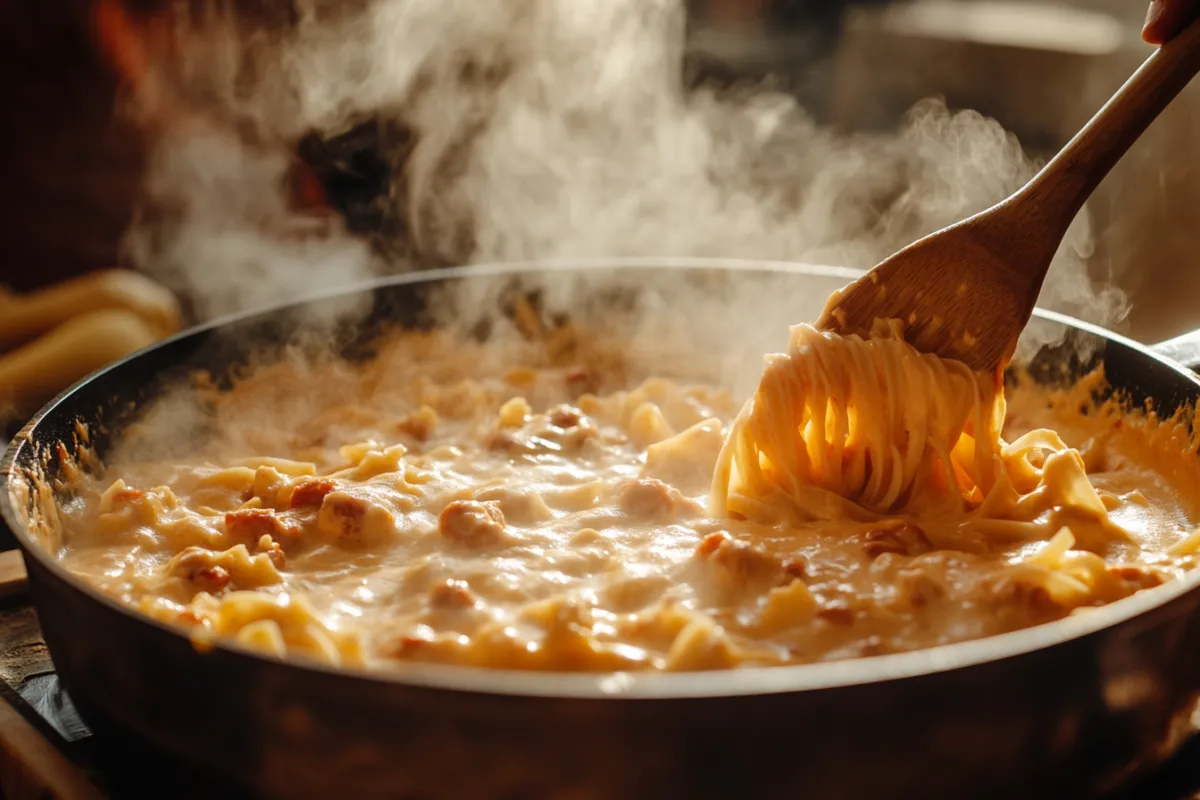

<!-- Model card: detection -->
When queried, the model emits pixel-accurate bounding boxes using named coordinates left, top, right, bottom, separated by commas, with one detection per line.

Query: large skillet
left=5, top=259, right=1200, bottom=800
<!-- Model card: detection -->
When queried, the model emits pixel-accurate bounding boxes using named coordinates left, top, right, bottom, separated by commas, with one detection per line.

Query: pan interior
left=5, top=260, right=1200, bottom=698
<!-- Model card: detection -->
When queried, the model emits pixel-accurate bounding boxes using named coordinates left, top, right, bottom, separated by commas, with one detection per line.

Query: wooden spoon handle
left=1018, top=16, right=1200, bottom=231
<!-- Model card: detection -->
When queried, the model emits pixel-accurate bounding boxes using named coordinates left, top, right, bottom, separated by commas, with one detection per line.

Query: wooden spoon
left=817, top=17, right=1200, bottom=373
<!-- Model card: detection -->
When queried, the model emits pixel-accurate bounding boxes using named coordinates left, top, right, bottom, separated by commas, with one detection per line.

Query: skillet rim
left=4, top=256, right=1200, bottom=700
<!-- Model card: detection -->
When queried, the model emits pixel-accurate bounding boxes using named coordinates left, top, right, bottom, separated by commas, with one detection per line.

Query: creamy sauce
left=50, top=330, right=1200, bottom=672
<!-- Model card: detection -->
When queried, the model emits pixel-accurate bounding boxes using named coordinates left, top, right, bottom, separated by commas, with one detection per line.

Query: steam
left=119, top=0, right=1127, bottom=348
left=125, top=126, right=376, bottom=322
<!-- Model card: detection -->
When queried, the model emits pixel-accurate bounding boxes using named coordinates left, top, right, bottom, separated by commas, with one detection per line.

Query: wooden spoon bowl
left=818, top=16, right=1200, bottom=373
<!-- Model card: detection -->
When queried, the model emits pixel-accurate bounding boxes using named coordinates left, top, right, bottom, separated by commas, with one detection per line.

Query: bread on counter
left=0, top=270, right=180, bottom=351
left=0, top=270, right=182, bottom=428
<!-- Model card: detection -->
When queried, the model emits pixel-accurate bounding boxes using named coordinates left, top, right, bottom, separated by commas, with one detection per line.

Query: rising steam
left=117, top=0, right=1126, bottom=341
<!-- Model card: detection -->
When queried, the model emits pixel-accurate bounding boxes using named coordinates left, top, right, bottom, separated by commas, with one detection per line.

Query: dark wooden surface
left=0, top=597, right=103, bottom=800
left=0, top=594, right=230, bottom=800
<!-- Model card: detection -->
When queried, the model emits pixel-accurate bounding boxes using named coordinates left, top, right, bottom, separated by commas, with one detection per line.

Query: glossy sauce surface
left=51, top=330, right=1200, bottom=671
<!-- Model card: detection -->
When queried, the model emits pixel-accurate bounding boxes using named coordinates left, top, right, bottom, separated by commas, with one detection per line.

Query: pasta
left=711, top=320, right=1139, bottom=611
left=44, top=321, right=1200, bottom=673
left=711, top=320, right=1005, bottom=521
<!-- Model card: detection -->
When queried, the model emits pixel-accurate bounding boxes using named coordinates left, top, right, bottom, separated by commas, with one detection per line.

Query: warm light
left=876, top=1, right=1124, bottom=55
left=90, top=0, right=329, bottom=214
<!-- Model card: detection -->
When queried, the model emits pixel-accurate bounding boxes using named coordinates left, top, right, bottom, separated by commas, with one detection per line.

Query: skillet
left=5, top=258, right=1200, bottom=800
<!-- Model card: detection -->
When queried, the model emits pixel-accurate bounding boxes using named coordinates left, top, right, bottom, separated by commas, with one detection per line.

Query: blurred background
left=0, top=0, right=1194, bottom=367
left=688, top=0, right=1195, bottom=345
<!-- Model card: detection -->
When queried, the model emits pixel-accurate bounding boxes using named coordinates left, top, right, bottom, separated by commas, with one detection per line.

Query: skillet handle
left=1152, top=330, right=1200, bottom=372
